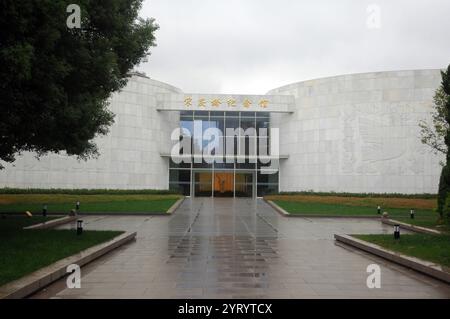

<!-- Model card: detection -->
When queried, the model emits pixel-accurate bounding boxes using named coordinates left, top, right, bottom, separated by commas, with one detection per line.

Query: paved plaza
left=32, top=198, right=450, bottom=299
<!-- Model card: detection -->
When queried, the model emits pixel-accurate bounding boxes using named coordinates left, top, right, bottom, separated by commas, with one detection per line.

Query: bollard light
left=394, top=224, right=400, bottom=240
left=76, top=201, right=80, bottom=211
left=77, top=220, right=83, bottom=235
left=42, top=204, right=48, bottom=217
left=410, top=209, right=415, bottom=219
left=377, top=205, right=381, bottom=215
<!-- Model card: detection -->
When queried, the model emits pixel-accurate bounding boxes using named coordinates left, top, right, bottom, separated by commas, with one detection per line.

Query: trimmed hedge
left=0, top=188, right=181, bottom=195
left=0, top=188, right=436, bottom=199
left=273, top=191, right=437, bottom=199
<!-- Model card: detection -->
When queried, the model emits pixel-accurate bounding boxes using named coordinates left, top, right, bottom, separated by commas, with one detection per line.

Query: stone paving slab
left=30, top=198, right=450, bottom=299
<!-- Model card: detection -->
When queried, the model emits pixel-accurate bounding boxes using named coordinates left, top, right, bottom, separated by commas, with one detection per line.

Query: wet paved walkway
left=32, top=198, right=450, bottom=299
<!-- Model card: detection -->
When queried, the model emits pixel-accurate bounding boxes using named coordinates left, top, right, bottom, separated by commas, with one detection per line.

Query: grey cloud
left=138, top=0, right=450, bottom=94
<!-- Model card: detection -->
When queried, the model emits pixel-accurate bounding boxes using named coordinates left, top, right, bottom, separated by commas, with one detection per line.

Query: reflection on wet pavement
left=31, top=198, right=450, bottom=299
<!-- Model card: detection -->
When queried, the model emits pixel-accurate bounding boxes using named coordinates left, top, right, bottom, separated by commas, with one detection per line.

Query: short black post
left=377, top=205, right=381, bottom=215
left=77, top=220, right=83, bottom=235
left=410, top=209, right=415, bottom=219
left=394, top=224, right=400, bottom=240
left=76, top=201, right=80, bottom=211
left=42, top=204, right=48, bottom=217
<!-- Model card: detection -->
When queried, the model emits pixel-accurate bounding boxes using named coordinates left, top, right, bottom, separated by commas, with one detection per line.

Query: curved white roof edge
left=129, top=68, right=444, bottom=96
left=265, top=68, right=443, bottom=95
left=128, top=71, right=183, bottom=93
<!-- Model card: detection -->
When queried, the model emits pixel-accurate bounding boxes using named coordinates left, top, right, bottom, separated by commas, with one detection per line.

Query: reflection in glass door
left=193, top=171, right=254, bottom=198
left=214, top=172, right=234, bottom=197
left=235, top=173, right=253, bottom=197
left=194, top=172, right=212, bottom=197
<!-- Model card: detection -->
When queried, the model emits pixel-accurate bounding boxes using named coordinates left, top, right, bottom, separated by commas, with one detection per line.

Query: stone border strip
left=334, top=234, right=450, bottom=284
left=1, top=212, right=66, bottom=216
left=0, top=231, right=136, bottom=299
left=265, top=199, right=379, bottom=218
left=23, top=215, right=77, bottom=230
left=381, top=218, right=443, bottom=235
left=166, top=196, right=185, bottom=215
left=7, top=212, right=169, bottom=216
left=76, top=212, right=169, bottom=216
left=265, top=200, right=290, bottom=217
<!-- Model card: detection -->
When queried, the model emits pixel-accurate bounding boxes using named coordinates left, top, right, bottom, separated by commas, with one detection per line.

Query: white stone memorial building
left=0, top=69, right=443, bottom=197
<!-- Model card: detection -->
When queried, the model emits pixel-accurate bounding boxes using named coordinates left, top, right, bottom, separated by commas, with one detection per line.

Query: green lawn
left=354, top=234, right=450, bottom=268
left=0, top=194, right=181, bottom=214
left=273, top=200, right=448, bottom=231
left=0, top=216, right=123, bottom=286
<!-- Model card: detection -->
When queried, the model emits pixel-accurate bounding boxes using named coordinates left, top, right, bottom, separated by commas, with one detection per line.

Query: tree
left=0, top=0, right=158, bottom=168
left=419, top=87, right=449, bottom=156
left=421, top=66, right=450, bottom=218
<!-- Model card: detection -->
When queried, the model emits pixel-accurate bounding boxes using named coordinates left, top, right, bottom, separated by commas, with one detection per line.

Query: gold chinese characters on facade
left=184, top=97, right=192, bottom=107
left=184, top=97, right=269, bottom=109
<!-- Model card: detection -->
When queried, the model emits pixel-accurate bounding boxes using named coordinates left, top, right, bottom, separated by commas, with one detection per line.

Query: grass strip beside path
left=354, top=234, right=450, bottom=268
left=0, top=194, right=181, bottom=214
left=269, top=195, right=448, bottom=232
left=266, top=194, right=436, bottom=210
left=0, top=216, right=122, bottom=286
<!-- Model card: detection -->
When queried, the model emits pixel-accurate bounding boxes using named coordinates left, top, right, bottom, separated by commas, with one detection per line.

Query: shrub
left=273, top=191, right=437, bottom=199
left=0, top=188, right=181, bottom=195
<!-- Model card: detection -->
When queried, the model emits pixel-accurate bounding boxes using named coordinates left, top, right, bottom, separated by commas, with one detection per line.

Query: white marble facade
left=0, top=69, right=444, bottom=193
left=268, top=69, right=443, bottom=194
left=0, top=74, right=181, bottom=189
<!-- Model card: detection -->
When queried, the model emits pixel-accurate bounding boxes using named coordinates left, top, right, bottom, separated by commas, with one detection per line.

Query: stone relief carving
left=338, top=101, right=441, bottom=178
left=339, top=106, right=423, bottom=176
left=359, top=116, right=406, bottom=163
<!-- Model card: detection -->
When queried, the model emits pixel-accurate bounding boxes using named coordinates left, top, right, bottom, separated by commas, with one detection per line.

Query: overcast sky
left=138, top=0, right=450, bottom=94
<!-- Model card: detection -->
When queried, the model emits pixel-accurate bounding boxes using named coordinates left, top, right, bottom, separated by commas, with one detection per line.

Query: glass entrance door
left=213, top=172, right=234, bottom=197
left=235, top=173, right=253, bottom=197
left=194, top=172, right=212, bottom=197
left=193, top=171, right=254, bottom=197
